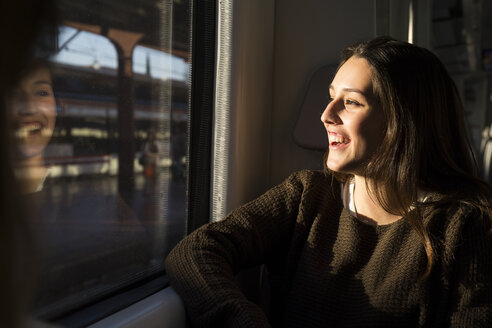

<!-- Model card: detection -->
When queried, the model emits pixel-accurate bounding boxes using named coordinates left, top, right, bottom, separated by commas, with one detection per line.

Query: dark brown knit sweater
left=165, top=170, right=492, bottom=327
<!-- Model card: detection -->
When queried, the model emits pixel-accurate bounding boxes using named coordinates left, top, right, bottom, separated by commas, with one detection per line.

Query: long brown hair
left=327, top=36, right=492, bottom=278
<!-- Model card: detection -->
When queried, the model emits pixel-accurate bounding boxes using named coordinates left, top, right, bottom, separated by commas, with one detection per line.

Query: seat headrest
left=293, top=64, right=338, bottom=151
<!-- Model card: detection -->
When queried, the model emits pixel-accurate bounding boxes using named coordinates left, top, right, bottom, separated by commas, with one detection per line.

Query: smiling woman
left=165, top=36, right=492, bottom=327
left=322, top=56, right=385, bottom=178
left=9, top=62, right=57, bottom=193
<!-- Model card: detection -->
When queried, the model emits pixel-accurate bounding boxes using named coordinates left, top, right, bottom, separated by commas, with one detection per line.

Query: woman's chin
left=15, top=146, right=46, bottom=162
left=326, top=158, right=345, bottom=173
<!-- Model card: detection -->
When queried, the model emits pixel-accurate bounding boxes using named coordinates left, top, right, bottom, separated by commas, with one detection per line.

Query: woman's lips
left=328, top=131, right=350, bottom=147
left=15, top=121, right=45, bottom=138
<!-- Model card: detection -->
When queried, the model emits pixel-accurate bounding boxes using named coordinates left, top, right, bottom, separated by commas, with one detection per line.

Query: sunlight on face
left=320, top=56, right=385, bottom=176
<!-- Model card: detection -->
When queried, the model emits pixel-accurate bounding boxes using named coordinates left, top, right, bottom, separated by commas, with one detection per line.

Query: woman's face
left=9, top=67, right=56, bottom=160
left=321, top=56, right=385, bottom=176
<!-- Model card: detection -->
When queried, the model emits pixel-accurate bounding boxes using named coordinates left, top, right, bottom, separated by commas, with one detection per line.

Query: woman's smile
left=321, top=56, right=385, bottom=176
left=16, top=121, right=46, bottom=137
left=10, top=67, right=56, bottom=159
left=328, top=131, right=351, bottom=149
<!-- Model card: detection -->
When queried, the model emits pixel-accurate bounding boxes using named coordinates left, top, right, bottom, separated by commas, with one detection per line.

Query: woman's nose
left=320, top=98, right=342, bottom=125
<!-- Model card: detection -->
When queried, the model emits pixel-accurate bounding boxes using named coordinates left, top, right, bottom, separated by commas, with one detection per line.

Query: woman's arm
left=165, top=171, right=309, bottom=327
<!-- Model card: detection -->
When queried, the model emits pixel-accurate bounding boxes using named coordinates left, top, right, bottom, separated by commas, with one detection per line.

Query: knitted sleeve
left=446, top=208, right=492, bottom=327
left=164, top=171, right=311, bottom=328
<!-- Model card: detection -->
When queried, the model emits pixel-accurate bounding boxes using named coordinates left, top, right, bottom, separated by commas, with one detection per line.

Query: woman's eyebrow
left=33, top=80, right=52, bottom=86
left=329, top=84, right=367, bottom=97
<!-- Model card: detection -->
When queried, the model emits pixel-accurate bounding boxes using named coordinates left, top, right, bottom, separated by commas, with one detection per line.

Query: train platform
left=26, top=170, right=187, bottom=318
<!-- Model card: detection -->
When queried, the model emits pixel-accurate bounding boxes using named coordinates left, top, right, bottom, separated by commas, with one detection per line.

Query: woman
left=165, top=37, right=492, bottom=327
left=9, top=62, right=57, bottom=193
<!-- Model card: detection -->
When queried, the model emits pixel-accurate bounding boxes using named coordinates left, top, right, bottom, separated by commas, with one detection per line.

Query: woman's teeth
left=16, top=123, right=43, bottom=137
left=329, top=134, right=349, bottom=144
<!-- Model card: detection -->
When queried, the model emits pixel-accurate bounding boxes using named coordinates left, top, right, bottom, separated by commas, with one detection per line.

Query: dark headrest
left=293, top=64, right=338, bottom=151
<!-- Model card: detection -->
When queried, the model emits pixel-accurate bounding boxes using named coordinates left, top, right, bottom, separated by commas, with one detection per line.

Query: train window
left=9, top=0, right=193, bottom=323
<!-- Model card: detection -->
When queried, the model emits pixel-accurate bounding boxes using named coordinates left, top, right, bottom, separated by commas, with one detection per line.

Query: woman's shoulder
left=278, top=169, right=341, bottom=205
left=427, top=196, right=489, bottom=225
left=240, top=170, right=339, bottom=215
left=437, top=201, right=492, bottom=277
left=285, top=169, right=334, bottom=187
left=446, top=202, right=490, bottom=234
left=426, top=196, right=491, bottom=249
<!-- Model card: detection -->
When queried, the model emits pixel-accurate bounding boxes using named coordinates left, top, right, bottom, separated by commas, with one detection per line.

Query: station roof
left=57, top=0, right=191, bottom=60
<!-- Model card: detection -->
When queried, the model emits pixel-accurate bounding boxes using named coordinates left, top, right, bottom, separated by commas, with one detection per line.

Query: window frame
left=38, top=0, right=217, bottom=325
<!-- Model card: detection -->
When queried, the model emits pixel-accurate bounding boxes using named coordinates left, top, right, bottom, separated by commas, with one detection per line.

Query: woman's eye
left=36, top=90, right=51, bottom=97
left=345, top=99, right=361, bottom=106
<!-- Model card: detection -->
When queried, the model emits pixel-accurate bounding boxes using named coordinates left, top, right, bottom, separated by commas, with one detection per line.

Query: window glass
left=9, top=0, right=191, bottom=318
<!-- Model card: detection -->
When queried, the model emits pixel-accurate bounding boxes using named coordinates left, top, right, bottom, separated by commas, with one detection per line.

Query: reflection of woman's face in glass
left=10, top=67, right=56, bottom=160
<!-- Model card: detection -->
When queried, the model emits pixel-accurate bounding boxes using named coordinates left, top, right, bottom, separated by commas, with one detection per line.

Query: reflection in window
left=133, top=45, right=189, bottom=81
left=55, top=26, right=118, bottom=70
left=10, top=0, right=192, bottom=320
